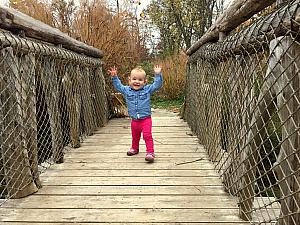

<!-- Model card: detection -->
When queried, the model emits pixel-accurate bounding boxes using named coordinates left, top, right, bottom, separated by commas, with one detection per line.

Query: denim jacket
left=112, top=74, right=163, bottom=119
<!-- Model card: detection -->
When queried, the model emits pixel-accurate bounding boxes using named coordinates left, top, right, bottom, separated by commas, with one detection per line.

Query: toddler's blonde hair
left=130, top=67, right=147, bottom=79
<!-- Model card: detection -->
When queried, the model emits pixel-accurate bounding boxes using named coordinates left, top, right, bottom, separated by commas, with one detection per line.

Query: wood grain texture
left=0, top=109, right=245, bottom=224
left=186, top=0, right=276, bottom=55
left=0, top=6, right=103, bottom=58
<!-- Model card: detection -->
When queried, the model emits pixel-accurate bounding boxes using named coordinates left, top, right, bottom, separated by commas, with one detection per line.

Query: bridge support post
left=0, top=47, right=39, bottom=198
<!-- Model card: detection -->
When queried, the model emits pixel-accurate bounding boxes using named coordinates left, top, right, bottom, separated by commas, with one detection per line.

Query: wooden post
left=237, top=55, right=271, bottom=220
left=90, top=67, right=108, bottom=127
left=206, top=61, right=223, bottom=162
left=0, top=47, right=38, bottom=198
left=80, top=67, right=97, bottom=135
left=238, top=95, right=274, bottom=220
left=19, top=53, right=41, bottom=188
left=274, top=36, right=300, bottom=225
left=223, top=57, right=243, bottom=195
left=37, top=57, right=64, bottom=163
left=62, top=64, right=81, bottom=148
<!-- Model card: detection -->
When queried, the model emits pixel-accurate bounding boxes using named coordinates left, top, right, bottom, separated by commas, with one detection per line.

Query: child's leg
left=142, top=117, right=154, bottom=153
left=131, top=119, right=142, bottom=150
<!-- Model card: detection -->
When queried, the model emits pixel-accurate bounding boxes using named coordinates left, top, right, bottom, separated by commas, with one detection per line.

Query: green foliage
left=152, top=96, right=185, bottom=112
left=137, top=60, right=154, bottom=82
left=146, top=0, right=220, bottom=55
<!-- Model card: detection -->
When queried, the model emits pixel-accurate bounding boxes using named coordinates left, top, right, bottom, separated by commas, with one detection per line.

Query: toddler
left=109, top=65, right=163, bottom=162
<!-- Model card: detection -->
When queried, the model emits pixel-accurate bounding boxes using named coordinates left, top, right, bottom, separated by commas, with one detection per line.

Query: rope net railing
left=0, top=30, right=108, bottom=202
left=184, top=1, right=300, bottom=224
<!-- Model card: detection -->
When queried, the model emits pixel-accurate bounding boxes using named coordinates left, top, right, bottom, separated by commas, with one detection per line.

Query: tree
left=147, top=0, right=223, bottom=55
left=51, top=0, right=77, bottom=35
left=9, top=0, right=55, bottom=26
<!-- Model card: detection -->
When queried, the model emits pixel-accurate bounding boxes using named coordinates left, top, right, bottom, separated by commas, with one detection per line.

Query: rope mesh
left=0, top=30, right=108, bottom=202
left=185, top=1, right=300, bottom=224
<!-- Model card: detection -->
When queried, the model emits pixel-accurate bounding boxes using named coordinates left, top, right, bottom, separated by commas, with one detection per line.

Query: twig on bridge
left=175, top=157, right=204, bottom=165
left=153, top=138, right=164, bottom=144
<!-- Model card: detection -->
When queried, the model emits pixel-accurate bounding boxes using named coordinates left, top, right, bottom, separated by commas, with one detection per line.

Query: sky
left=0, top=0, right=8, bottom=6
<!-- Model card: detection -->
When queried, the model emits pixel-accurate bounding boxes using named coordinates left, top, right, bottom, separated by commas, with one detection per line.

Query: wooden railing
left=184, top=0, right=300, bottom=224
left=0, top=6, right=108, bottom=201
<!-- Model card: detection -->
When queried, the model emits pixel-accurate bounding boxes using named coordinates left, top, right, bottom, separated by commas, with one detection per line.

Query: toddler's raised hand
left=108, top=66, right=118, bottom=76
left=154, top=65, right=162, bottom=74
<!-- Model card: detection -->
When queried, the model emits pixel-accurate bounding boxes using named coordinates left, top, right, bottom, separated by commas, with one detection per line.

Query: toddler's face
left=129, top=71, right=147, bottom=90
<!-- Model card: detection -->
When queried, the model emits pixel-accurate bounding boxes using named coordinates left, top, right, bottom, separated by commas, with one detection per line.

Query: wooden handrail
left=0, top=6, right=103, bottom=58
left=186, top=0, right=276, bottom=56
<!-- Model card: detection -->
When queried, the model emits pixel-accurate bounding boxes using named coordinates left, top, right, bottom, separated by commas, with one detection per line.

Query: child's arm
left=148, top=65, right=163, bottom=94
left=108, top=66, right=127, bottom=95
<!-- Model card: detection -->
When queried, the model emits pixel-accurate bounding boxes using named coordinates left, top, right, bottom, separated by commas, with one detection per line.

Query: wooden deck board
left=0, top=223, right=251, bottom=225
left=0, top=208, right=243, bottom=223
left=34, top=185, right=226, bottom=196
left=0, top=109, right=246, bottom=224
left=41, top=169, right=219, bottom=177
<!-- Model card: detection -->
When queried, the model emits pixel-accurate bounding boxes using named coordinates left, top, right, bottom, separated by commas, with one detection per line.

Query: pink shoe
left=127, top=148, right=139, bottom=156
left=145, top=152, right=155, bottom=163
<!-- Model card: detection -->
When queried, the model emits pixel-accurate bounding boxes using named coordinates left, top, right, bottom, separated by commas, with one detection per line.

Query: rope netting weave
left=185, top=1, right=300, bottom=224
left=0, top=30, right=108, bottom=202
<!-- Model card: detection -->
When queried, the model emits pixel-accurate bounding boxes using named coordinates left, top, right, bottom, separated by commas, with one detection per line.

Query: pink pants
left=131, top=117, right=154, bottom=153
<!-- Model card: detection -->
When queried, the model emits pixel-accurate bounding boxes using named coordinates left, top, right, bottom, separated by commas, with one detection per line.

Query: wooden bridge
left=1, top=1, right=300, bottom=225
left=1, top=109, right=249, bottom=224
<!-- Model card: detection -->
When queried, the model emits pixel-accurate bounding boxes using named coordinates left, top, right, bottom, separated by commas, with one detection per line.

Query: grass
left=152, top=97, right=184, bottom=113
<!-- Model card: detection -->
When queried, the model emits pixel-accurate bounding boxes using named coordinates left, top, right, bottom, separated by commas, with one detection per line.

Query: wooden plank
left=3, top=195, right=239, bottom=209
left=0, top=208, right=245, bottom=223
left=62, top=158, right=208, bottom=164
left=64, top=152, right=206, bottom=158
left=41, top=176, right=222, bottom=186
left=35, top=185, right=226, bottom=196
left=73, top=145, right=205, bottom=152
left=87, top=134, right=197, bottom=139
left=80, top=140, right=199, bottom=145
left=108, top=121, right=188, bottom=126
left=0, top=223, right=251, bottom=225
left=50, top=162, right=215, bottom=170
left=108, top=124, right=189, bottom=127
left=96, top=123, right=191, bottom=128
left=80, top=142, right=200, bottom=147
left=41, top=169, right=218, bottom=177
left=94, top=128, right=192, bottom=133
left=0, top=109, right=246, bottom=224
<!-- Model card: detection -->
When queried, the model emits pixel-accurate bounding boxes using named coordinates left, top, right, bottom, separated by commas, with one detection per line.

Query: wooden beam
left=0, top=6, right=103, bottom=58
left=186, top=0, right=276, bottom=56
left=188, top=1, right=300, bottom=62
